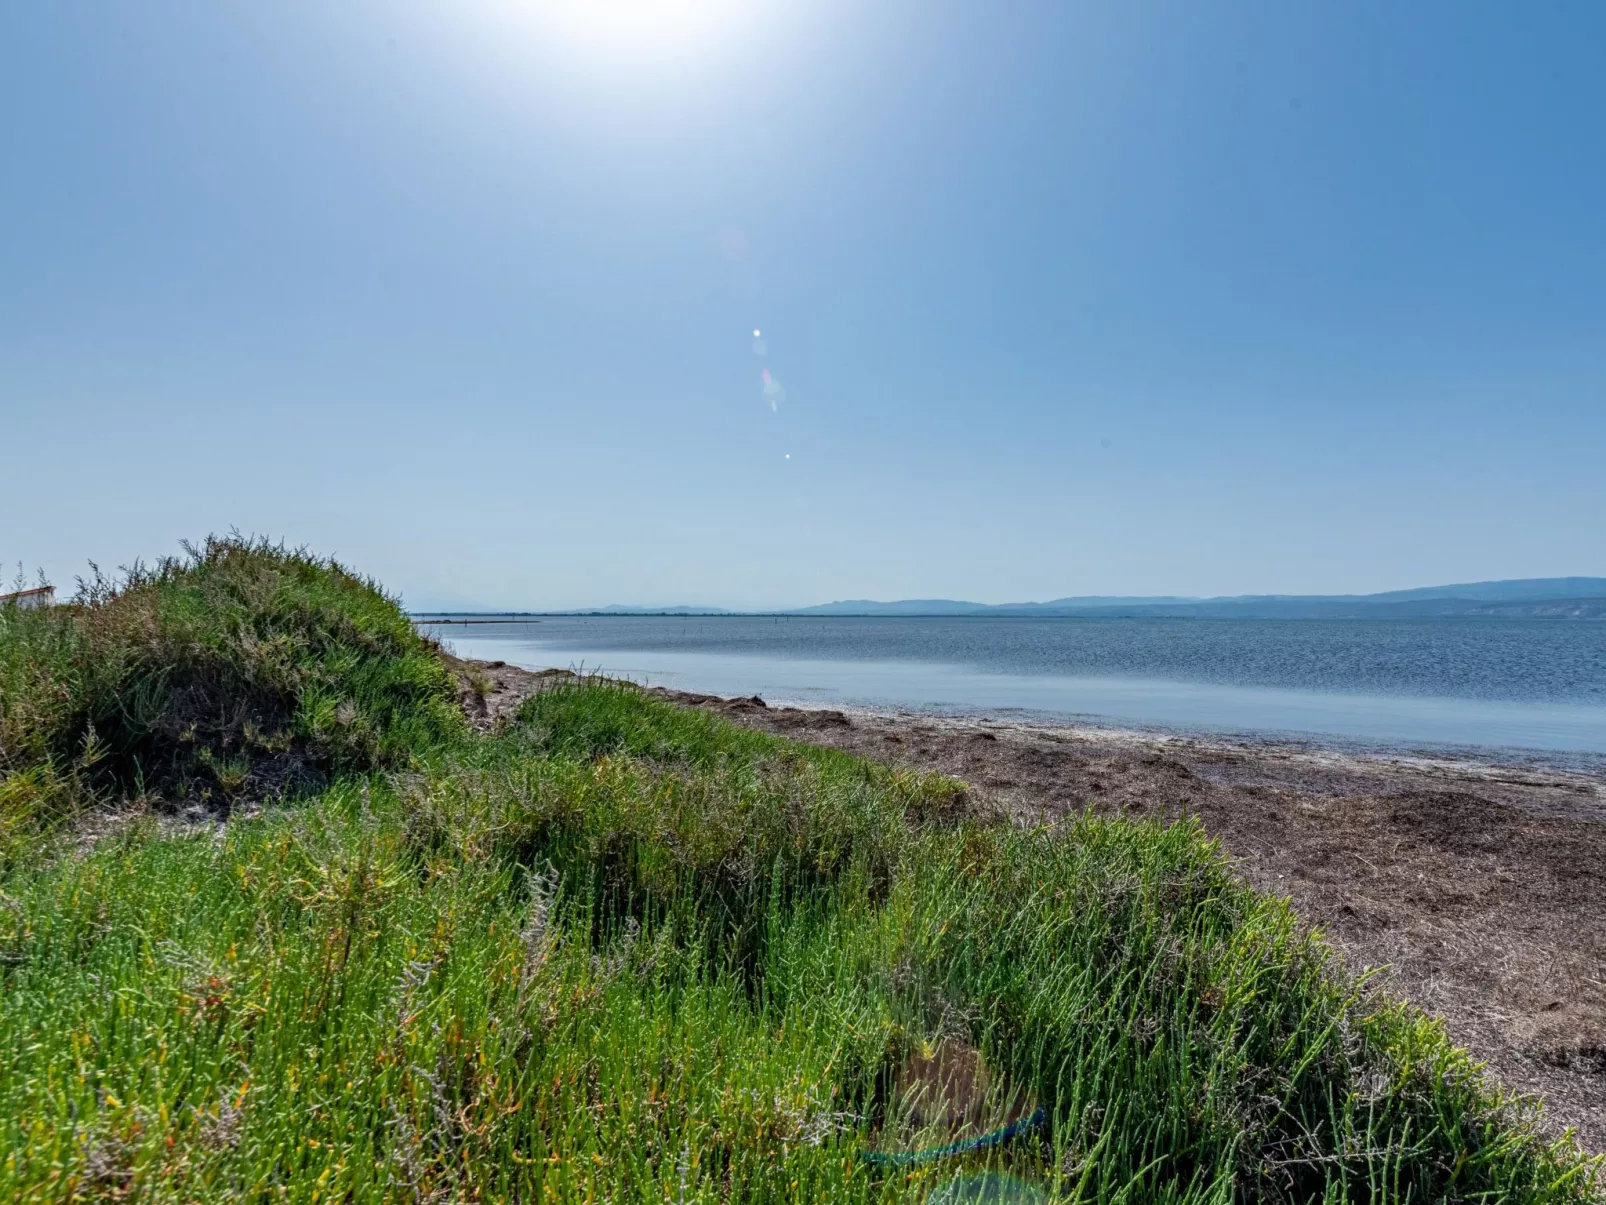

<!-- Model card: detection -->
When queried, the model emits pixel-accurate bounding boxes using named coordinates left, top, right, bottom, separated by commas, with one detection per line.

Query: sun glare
left=494, top=0, right=750, bottom=62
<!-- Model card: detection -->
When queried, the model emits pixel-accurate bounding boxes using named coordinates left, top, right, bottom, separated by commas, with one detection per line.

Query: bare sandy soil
left=461, top=659, right=1606, bottom=1152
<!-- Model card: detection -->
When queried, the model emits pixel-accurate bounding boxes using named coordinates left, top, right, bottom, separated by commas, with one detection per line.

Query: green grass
left=0, top=546, right=1599, bottom=1202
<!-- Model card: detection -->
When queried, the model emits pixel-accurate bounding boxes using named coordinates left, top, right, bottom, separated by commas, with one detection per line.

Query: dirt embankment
left=460, top=661, right=1606, bottom=1152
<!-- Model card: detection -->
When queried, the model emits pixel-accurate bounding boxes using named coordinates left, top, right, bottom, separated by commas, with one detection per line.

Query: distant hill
left=1345, top=577, right=1606, bottom=603
left=429, top=578, right=1606, bottom=620
left=782, top=578, right=1606, bottom=619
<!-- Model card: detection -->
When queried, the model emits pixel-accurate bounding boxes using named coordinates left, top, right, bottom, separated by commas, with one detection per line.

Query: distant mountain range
left=788, top=577, right=1606, bottom=619
left=565, top=578, right=1606, bottom=620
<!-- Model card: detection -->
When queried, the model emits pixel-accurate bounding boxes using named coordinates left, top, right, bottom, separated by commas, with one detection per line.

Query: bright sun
left=496, top=0, right=749, bottom=62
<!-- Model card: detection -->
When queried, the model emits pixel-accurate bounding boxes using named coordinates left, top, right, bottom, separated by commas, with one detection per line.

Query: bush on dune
left=0, top=534, right=461, bottom=837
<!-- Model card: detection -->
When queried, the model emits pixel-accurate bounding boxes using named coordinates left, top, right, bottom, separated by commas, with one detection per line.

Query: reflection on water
left=420, top=620, right=1606, bottom=759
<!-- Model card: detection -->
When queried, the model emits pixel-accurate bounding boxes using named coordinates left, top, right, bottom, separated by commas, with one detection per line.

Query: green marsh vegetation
left=0, top=539, right=1598, bottom=1201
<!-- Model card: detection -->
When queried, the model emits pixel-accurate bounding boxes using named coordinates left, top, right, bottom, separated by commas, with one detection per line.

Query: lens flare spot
left=864, top=1036, right=1043, bottom=1173
left=761, top=368, right=785, bottom=411
left=926, top=1173, right=1049, bottom=1205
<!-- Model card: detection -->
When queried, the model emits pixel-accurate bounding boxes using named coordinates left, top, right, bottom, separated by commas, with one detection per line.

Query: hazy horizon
left=405, top=575, right=1606, bottom=615
left=4, top=3, right=1604, bottom=609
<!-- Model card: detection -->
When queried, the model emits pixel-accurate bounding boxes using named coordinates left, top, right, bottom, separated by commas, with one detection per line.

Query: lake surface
left=417, top=616, right=1606, bottom=760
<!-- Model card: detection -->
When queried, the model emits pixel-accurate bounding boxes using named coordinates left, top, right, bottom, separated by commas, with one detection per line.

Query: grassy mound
left=0, top=536, right=461, bottom=839
left=0, top=669, right=1598, bottom=1201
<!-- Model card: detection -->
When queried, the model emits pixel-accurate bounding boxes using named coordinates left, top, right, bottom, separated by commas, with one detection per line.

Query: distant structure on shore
left=0, top=585, right=55, bottom=610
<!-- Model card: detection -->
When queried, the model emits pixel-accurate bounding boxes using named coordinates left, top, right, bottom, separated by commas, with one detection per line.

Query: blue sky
left=3, top=2, right=1603, bottom=610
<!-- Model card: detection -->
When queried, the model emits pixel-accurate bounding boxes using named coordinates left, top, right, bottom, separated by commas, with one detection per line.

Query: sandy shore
left=460, top=659, right=1606, bottom=1152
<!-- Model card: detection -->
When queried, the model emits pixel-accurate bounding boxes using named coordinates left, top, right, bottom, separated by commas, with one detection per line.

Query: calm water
left=419, top=616, right=1606, bottom=759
